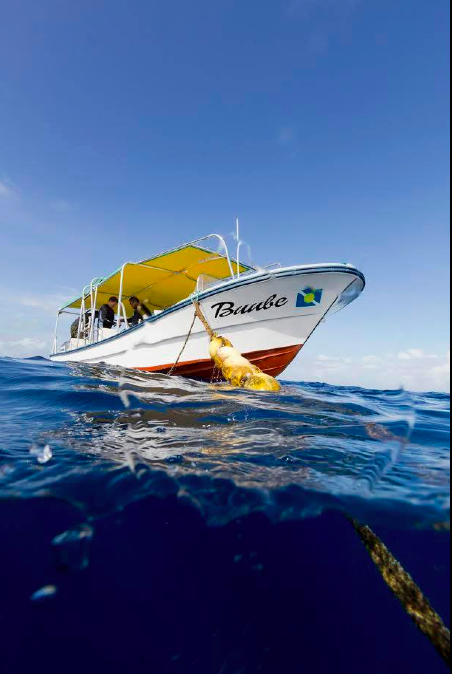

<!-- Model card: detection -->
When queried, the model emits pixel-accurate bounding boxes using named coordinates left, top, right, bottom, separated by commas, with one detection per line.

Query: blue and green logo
left=296, top=287, right=323, bottom=308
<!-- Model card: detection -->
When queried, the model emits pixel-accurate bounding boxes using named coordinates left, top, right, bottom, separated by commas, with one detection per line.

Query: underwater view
left=0, top=356, right=450, bottom=673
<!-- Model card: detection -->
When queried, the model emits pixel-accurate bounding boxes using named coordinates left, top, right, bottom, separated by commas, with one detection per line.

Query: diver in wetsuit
left=98, top=297, right=119, bottom=330
left=128, top=297, right=152, bottom=327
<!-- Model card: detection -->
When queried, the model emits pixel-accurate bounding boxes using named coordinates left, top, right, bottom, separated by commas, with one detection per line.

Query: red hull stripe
left=136, top=344, right=303, bottom=381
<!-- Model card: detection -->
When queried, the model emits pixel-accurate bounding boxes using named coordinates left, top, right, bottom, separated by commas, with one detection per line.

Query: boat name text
left=211, top=294, right=289, bottom=319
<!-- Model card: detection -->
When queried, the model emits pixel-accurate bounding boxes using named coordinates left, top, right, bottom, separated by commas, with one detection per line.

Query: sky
left=0, top=0, right=450, bottom=392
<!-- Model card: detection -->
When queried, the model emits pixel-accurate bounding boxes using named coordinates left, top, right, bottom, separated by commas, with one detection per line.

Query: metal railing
left=52, top=233, right=244, bottom=354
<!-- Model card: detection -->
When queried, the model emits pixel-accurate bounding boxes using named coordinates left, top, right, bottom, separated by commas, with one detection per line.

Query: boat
left=50, top=233, right=366, bottom=380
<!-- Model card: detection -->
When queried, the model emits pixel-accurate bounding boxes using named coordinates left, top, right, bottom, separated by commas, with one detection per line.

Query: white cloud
left=362, top=355, right=381, bottom=364
left=398, top=349, right=441, bottom=361
left=0, top=287, right=77, bottom=359
left=0, top=178, right=16, bottom=198
left=286, top=349, right=451, bottom=393
left=0, top=337, right=48, bottom=356
left=18, top=292, right=73, bottom=314
left=318, top=354, right=352, bottom=365
left=0, top=182, right=10, bottom=197
left=12, top=337, right=47, bottom=349
left=398, top=348, right=424, bottom=360
left=361, top=355, right=382, bottom=370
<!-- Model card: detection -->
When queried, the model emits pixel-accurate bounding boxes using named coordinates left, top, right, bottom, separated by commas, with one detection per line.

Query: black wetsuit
left=99, top=304, right=115, bottom=329
left=129, top=303, right=152, bottom=327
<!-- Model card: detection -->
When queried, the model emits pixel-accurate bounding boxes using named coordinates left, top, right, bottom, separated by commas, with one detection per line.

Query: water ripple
left=0, top=357, right=449, bottom=529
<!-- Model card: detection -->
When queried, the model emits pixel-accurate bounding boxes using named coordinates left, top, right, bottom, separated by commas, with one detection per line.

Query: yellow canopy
left=63, top=243, right=251, bottom=316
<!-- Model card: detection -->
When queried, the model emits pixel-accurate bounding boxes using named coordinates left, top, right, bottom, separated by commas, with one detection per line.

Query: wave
left=0, top=358, right=449, bottom=529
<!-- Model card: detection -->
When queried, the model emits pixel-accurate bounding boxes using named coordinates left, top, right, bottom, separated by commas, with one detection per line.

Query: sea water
left=0, top=357, right=449, bottom=673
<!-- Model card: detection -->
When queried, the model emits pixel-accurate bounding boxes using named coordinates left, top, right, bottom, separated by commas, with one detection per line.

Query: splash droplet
left=119, top=390, right=131, bottom=408
left=124, top=451, right=136, bottom=474
left=31, top=585, right=58, bottom=603
left=52, top=524, right=94, bottom=572
left=0, top=464, right=15, bottom=479
left=30, top=444, right=53, bottom=465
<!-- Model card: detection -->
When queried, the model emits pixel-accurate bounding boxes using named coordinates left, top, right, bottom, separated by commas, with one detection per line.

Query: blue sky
left=0, top=0, right=450, bottom=391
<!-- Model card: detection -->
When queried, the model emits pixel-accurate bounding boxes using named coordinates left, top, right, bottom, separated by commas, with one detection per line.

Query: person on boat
left=71, top=316, right=84, bottom=339
left=128, top=296, right=152, bottom=327
left=70, top=310, right=96, bottom=339
left=99, top=297, right=119, bottom=330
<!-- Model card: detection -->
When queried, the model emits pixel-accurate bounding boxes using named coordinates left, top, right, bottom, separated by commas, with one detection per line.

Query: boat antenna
left=236, top=217, right=241, bottom=279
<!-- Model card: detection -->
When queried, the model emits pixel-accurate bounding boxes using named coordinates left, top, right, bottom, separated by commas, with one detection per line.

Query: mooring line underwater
left=351, top=520, right=450, bottom=666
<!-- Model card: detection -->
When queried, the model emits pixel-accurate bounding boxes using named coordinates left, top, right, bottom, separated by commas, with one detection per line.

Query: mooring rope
left=167, top=311, right=198, bottom=377
left=192, top=300, right=216, bottom=339
left=191, top=300, right=280, bottom=391
left=167, top=300, right=217, bottom=377
left=351, top=519, right=451, bottom=666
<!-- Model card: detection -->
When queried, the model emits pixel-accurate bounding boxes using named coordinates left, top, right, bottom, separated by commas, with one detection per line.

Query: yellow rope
left=193, top=301, right=216, bottom=339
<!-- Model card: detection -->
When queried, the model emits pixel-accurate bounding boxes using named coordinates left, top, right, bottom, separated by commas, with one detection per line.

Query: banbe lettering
left=211, top=294, right=289, bottom=319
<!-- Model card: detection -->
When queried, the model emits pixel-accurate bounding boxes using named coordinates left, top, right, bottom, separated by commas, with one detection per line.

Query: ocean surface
left=0, top=356, right=450, bottom=673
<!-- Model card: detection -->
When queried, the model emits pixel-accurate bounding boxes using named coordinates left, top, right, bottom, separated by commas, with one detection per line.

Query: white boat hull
left=50, top=265, right=365, bottom=380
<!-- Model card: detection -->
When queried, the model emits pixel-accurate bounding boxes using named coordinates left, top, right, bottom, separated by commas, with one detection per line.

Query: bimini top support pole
left=52, top=311, right=62, bottom=355
left=236, top=219, right=242, bottom=280
left=117, top=263, right=127, bottom=334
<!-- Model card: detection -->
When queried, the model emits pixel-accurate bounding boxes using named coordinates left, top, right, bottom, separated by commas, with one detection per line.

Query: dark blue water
left=0, top=357, right=450, bottom=673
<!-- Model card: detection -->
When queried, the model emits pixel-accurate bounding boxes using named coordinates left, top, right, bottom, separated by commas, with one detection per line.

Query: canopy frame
left=53, top=233, right=253, bottom=354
